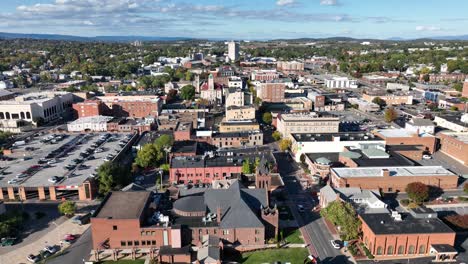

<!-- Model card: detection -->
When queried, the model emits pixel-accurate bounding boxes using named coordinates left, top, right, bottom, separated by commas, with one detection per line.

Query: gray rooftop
left=95, top=191, right=150, bottom=219
left=332, top=166, right=455, bottom=178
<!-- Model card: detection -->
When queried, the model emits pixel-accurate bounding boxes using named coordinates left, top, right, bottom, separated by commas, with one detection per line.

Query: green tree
left=154, top=134, right=174, bottom=150
left=279, top=139, right=292, bottom=151
left=453, top=83, right=463, bottom=92
left=135, top=143, right=159, bottom=169
left=405, top=182, right=429, bottom=204
left=180, top=85, right=195, bottom=100
left=58, top=201, right=76, bottom=217
left=372, top=97, right=386, bottom=108
left=262, top=112, right=273, bottom=124
left=272, top=131, right=282, bottom=141
left=320, top=201, right=361, bottom=240
left=242, top=159, right=252, bottom=174
left=96, top=162, right=131, bottom=195
left=384, top=107, right=398, bottom=123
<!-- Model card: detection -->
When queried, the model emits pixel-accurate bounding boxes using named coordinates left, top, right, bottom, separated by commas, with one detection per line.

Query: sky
left=0, top=0, right=467, bottom=39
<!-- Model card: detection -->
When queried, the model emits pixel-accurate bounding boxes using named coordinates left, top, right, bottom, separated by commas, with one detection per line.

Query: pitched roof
left=204, top=180, right=267, bottom=229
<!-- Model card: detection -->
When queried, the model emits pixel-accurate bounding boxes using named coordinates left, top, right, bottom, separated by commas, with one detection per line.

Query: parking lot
left=0, top=132, right=135, bottom=201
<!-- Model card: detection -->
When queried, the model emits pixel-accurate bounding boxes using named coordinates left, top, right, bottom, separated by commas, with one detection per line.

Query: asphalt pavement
left=274, top=152, right=354, bottom=264
left=46, top=228, right=92, bottom=264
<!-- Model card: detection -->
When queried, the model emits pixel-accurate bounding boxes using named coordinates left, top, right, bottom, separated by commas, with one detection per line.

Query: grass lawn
left=242, top=248, right=309, bottom=264
left=283, top=228, right=304, bottom=244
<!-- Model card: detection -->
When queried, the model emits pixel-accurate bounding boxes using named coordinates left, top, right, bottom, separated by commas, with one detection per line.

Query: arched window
left=20, top=112, right=25, bottom=119
left=387, top=245, right=394, bottom=255
left=408, top=245, right=415, bottom=254
left=376, top=246, right=383, bottom=255
left=419, top=245, right=426, bottom=254
left=398, top=245, right=405, bottom=254
left=5, top=112, right=10, bottom=119
left=26, top=112, right=31, bottom=119
left=0, top=112, right=4, bottom=119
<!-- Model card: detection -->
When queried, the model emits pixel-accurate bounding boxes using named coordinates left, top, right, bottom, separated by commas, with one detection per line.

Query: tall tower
left=208, top=74, right=214, bottom=90
left=194, top=74, right=200, bottom=93
left=228, top=41, right=239, bottom=61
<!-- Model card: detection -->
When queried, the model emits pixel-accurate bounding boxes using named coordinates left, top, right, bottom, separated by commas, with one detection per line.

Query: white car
left=48, top=176, right=61, bottom=183
left=422, top=154, right=432, bottom=160
left=44, top=245, right=58, bottom=254
left=8, top=179, right=19, bottom=184
left=330, top=240, right=341, bottom=249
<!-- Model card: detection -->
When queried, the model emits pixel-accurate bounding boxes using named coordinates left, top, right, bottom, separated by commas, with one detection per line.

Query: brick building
left=330, top=166, right=458, bottom=192
left=211, top=131, right=263, bottom=148
left=374, top=129, right=437, bottom=153
left=73, top=99, right=108, bottom=118
left=362, top=92, right=413, bottom=105
left=463, top=80, right=468, bottom=97
left=218, top=120, right=260, bottom=133
left=360, top=212, right=456, bottom=260
left=438, top=132, right=468, bottom=165
left=169, top=155, right=243, bottom=184
left=257, top=81, right=285, bottom=103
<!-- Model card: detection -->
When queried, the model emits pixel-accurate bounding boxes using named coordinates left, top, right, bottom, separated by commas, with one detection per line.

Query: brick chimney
left=381, top=169, right=390, bottom=177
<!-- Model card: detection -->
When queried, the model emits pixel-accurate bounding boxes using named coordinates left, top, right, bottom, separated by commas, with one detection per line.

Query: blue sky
left=0, top=0, right=467, bottom=39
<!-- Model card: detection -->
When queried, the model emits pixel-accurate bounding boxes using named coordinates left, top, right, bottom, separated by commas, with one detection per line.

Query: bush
left=400, top=199, right=410, bottom=206
left=362, top=245, right=374, bottom=259
left=58, top=201, right=76, bottom=217
left=272, top=131, right=282, bottom=141
left=348, top=244, right=358, bottom=256
left=405, top=182, right=429, bottom=204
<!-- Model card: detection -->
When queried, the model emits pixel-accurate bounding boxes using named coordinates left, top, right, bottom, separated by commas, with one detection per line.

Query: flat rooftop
left=96, top=191, right=150, bottom=219
left=440, top=132, right=468, bottom=144
left=436, top=114, right=468, bottom=129
left=376, top=128, right=434, bottom=138
left=332, top=166, right=456, bottom=178
left=344, top=147, right=416, bottom=167
left=292, top=132, right=383, bottom=142
left=0, top=132, right=133, bottom=188
left=361, top=213, right=454, bottom=235
left=279, top=112, right=339, bottom=121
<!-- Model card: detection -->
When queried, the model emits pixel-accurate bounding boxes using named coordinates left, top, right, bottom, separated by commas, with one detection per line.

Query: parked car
left=48, top=176, right=61, bottom=184
left=71, top=213, right=91, bottom=225
left=1, top=237, right=16, bottom=246
left=7, top=179, right=19, bottom=184
left=47, top=159, right=58, bottom=165
left=44, top=245, right=58, bottom=254
left=330, top=239, right=341, bottom=249
left=27, top=254, right=41, bottom=263
left=63, top=234, right=77, bottom=241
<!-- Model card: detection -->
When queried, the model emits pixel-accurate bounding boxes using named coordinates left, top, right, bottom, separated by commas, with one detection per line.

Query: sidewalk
left=0, top=218, right=89, bottom=264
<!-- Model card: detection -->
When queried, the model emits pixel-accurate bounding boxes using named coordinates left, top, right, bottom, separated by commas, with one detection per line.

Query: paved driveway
left=0, top=218, right=89, bottom=264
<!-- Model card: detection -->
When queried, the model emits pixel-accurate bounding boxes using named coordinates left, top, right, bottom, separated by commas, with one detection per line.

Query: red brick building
left=73, top=99, right=108, bottom=118
left=258, top=82, right=285, bottom=103
left=374, top=129, right=437, bottom=153
left=169, top=156, right=242, bottom=184
left=330, top=166, right=459, bottom=193
left=360, top=212, right=456, bottom=260
left=439, top=132, right=468, bottom=165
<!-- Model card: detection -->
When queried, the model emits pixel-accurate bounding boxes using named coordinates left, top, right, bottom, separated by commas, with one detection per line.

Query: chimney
left=381, top=169, right=390, bottom=177
left=216, top=206, right=222, bottom=224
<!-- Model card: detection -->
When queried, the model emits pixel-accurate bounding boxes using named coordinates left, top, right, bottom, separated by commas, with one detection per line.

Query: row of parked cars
left=27, top=234, right=77, bottom=263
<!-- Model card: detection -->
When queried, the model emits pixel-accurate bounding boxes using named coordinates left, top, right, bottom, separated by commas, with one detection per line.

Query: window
left=223, top=230, right=229, bottom=235
left=142, top=241, right=146, bottom=246
left=408, top=245, right=415, bottom=254
left=398, top=245, right=405, bottom=254
left=127, top=241, right=133, bottom=246
left=255, top=229, right=260, bottom=235
left=120, top=241, right=126, bottom=247
left=134, top=241, right=140, bottom=246
left=141, top=231, right=145, bottom=236
left=387, top=245, right=394, bottom=255
left=147, top=240, right=151, bottom=245
left=418, top=245, right=426, bottom=254
left=376, top=246, right=383, bottom=255
left=151, top=240, right=156, bottom=245
left=113, top=225, right=118, bottom=230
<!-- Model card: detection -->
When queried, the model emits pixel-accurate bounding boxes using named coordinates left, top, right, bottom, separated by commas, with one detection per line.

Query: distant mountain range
left=0, top=32, right=192, bottom=42
left=1, top=31, right=468, bottom=42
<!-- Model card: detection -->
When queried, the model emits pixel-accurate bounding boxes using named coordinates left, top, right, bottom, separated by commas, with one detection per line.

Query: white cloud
left=416, top=25, right=442, bottom=31
left=276, top=0, right=295, bottom=6
left=320, top=0, right=339, bottom=6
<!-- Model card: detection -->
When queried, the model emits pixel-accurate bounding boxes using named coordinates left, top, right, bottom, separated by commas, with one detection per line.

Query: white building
left=320, top=185, right=388, bottom=213
left=225, top=88, right=245, bottom=108
left=277, top=112, right=340, bottom=138
left=0, top=92, right=74, bottom=124
left=434, top=114, right=468, bottom=132
left=324, top=77, right=358, bottom=89
left=405, top=118, right=435, bottom=135
left=228, top=76, right=243, bottom=89
left=0, top=80, right=14, bottom=89
left=386, top=83, right=410, bottom=91
left=67, top=115, right=113, bottom=132
left=290, top=132, right=385, bottom=162
left=348, top=97, right=380, bottom=112
left=227, top=41, right=239, bottom=61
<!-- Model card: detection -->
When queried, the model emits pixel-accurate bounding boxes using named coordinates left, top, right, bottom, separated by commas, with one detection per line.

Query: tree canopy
left=320, top=201, right=361, bottom=240
left=97, top=162, right=131, bottom=195
left=279, top=139, right=292, bottom=151
left=384, top=107, right=398, bottom=123
left=262, top=112, right=273, bottom=124
left=180, top=85, right=196, bottom=100
left=58, top=201, right=76, bottom=216
left=405, top=182, right=429, bottom=204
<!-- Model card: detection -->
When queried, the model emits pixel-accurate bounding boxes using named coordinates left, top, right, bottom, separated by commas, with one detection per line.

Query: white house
left=405, top=118, right=435, bottom=135
left=320, top=185, right=388, bottom=214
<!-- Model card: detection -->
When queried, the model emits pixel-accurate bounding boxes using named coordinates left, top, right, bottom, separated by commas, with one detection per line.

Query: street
left=274, top=152, right=353, bottom=264
left=46, top=228, right=92, bottom=264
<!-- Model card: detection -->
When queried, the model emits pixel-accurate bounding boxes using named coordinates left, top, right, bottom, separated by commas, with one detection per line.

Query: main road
left=47, top=228, right=92, bottom=264
left=274, top=152, right=353, bottom=264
